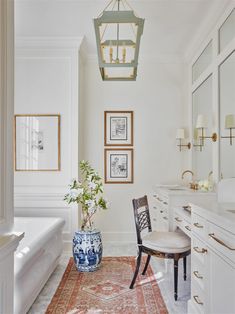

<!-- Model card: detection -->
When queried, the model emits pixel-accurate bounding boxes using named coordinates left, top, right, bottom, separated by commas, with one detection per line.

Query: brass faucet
left=181, top=170, right=197, bottom=190
left=181, top=170, right=194, bottom=180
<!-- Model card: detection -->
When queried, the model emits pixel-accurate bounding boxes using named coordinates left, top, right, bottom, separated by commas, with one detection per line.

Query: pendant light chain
left=100, top=0, right=117, bottom=41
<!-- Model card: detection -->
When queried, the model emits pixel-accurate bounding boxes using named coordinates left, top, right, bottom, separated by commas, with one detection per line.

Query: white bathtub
left=13, top=217, right=65, bottom=314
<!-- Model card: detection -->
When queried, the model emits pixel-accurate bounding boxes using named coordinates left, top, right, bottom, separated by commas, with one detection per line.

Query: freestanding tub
left=13, top=217, right=65, bottom=314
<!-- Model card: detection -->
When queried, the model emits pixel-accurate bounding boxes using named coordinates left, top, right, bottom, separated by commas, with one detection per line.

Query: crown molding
left=15, top=36, right=85, bottom=49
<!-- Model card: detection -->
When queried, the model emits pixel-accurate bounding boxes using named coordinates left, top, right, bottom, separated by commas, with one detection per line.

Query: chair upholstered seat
left=142, top=230, right=190, bottom=254
left=130, top=195, right=191, bottom=300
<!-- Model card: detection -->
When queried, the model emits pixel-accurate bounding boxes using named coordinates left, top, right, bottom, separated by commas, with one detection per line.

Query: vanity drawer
left=153, top=193, right=169, bottom=208
left=192, top=212, right=207, bottom=240
left=207, top=222, right=235, bottom=265
left=192, top=236, right=208, bottom=265
left=191, top=283, right=205, bottom=314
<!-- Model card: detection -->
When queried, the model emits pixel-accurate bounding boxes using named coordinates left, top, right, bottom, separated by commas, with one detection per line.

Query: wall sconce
left=193, top=114, right=217, bottom=151
left=176, top=128, right=191, bottom=151
left=221, top=114, right=235, bottom=145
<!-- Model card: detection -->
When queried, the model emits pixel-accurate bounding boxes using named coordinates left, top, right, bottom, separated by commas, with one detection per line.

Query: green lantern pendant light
left=94, top=0, right=145, bottom=81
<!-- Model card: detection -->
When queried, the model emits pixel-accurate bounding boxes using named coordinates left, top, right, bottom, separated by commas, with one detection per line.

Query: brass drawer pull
left=183, top=205, right=192, bottom=213
left=175, top=217, right=182, bottom=222
left=193, top=271, right=203, bottom=279
left=193, top=247, right=207, bottom=254
left=160, top=210, right=164, bottom=214
left=193, top=295, right=203, bottom=305
left=163, top=216, right=168, bottom=220
left=194, top=222, right=203, bottom=228
left=185, top=225, right=191, bottom=231
left=209, top=233, right=235, bottom=251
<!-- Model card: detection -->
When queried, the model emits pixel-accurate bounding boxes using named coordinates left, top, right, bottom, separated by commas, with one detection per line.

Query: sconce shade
left=225, top=114, right=235, bottom=129
left=196, top=114, right=208, bottom=129
left=176, top=128, right=185, bottom=139
left=93, top=0, right=144, bottom=81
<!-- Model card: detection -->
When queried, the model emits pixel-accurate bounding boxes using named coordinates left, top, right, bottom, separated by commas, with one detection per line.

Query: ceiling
left=15, top=0, right=229, bottom=58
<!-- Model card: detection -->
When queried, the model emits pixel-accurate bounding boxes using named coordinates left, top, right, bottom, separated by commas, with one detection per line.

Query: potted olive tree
left=64, top=161, right=108, bottom=272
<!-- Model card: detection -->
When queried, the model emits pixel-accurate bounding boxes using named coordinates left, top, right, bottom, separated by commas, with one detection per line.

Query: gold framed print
left=104, top=148, right=134, bottom=183
left=14, top=114, right=61, bottom=171
left=104, top=111, right=133, bottom=146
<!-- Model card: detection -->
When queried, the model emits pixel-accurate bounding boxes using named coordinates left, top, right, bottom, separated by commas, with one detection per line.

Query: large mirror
left=192, top=75, right=213, bottom=180
left=219, top=51, right=235, bottom=179
left=219, top=9, right=235, bottom=53
left=192, top=41, right=212, bottom=83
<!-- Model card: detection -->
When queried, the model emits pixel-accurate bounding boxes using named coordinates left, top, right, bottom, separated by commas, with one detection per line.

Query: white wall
left=14, top=38, right=83, bottom=248
left=14, top=1, right=190, bottom=244
left=83, top=58, right=187, bottom=243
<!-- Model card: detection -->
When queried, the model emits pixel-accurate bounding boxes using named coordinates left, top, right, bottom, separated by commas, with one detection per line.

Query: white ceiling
left=15, top=0, right=230, bottom=58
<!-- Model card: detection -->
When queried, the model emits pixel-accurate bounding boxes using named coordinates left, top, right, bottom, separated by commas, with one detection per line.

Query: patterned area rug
left=46, top=256, right=168, bottom=314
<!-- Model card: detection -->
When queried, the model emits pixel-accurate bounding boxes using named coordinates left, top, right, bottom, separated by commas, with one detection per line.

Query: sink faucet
left=181, top=170, right=197, bottom=189
left=181, top=170, right=194, bottom=181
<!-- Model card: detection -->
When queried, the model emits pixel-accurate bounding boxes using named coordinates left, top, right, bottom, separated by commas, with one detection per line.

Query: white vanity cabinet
left=189, top=202, right=235, bottom=314
left=152, top=186, right=215, bottom=232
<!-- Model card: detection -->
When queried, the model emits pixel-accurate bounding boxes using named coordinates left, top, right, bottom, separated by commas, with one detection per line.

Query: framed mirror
left=219, top=8, right=235, bottom=53
left=192, top=41, right=212, bottom=83
left=219, top=51, right=235, bottom=179
left=192, top=75, right=213, bottom=180
left=14, top=114, right=61, bottom=171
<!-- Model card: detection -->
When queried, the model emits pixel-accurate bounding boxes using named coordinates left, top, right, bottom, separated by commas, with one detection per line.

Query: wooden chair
left=130, top=195, right=191, bottom=301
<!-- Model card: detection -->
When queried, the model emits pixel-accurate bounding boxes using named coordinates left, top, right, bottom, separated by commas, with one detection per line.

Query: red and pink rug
left=46, top=256, right=168, bottom=314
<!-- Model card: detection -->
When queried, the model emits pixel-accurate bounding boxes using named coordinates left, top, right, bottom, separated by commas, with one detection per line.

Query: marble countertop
left=155, top=185, right=216, bottom=196
left=189, top=200, right=235, bottom=234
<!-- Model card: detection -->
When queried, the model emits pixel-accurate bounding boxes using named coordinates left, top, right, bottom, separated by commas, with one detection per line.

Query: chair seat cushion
left=142, top=230, right=191, bottom=254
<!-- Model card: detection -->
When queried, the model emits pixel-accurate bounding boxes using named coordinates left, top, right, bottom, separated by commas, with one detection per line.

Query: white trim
left=15, top=36, right=84, bottom=49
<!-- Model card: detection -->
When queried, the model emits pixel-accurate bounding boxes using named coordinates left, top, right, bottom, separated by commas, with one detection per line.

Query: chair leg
left=130, top=249, right=142, bottom=289
left=174, top=259, right=179, bottom=301
left=142, top=255, right=151, bottom=275
left=183, top=256, right=187, bottom=281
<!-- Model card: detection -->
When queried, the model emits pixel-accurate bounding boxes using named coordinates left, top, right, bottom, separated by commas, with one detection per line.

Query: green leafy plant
left=64, top=161, right=108, bottom=230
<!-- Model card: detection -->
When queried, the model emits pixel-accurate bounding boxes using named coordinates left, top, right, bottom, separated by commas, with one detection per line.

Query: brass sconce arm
left=177, top=139, right=191, bottom=151
left=221, top=128, right=235, bottom=145
left=193, top=128, right=217, bottom=151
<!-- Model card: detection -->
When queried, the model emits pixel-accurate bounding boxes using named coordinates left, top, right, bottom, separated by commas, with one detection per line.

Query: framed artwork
left=14, top=114, right=61, bottom=171
left=104, top=148, right=134, bottom=183
left=104, top=111, right=133, bottom=146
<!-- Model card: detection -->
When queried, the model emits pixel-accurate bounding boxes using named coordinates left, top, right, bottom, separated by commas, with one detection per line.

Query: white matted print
left=14, top=114, right=61, bottom=171
left=105, top=148, right=133, bottom=183
left=104, top=111, right=133, bottom=146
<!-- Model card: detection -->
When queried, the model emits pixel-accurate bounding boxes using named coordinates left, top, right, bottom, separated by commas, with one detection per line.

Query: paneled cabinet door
left=207, top=247, right=235, bottom=314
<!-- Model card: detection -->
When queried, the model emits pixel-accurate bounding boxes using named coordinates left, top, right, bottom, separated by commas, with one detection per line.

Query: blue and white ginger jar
left=73, top=229, right=103, bottom=272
